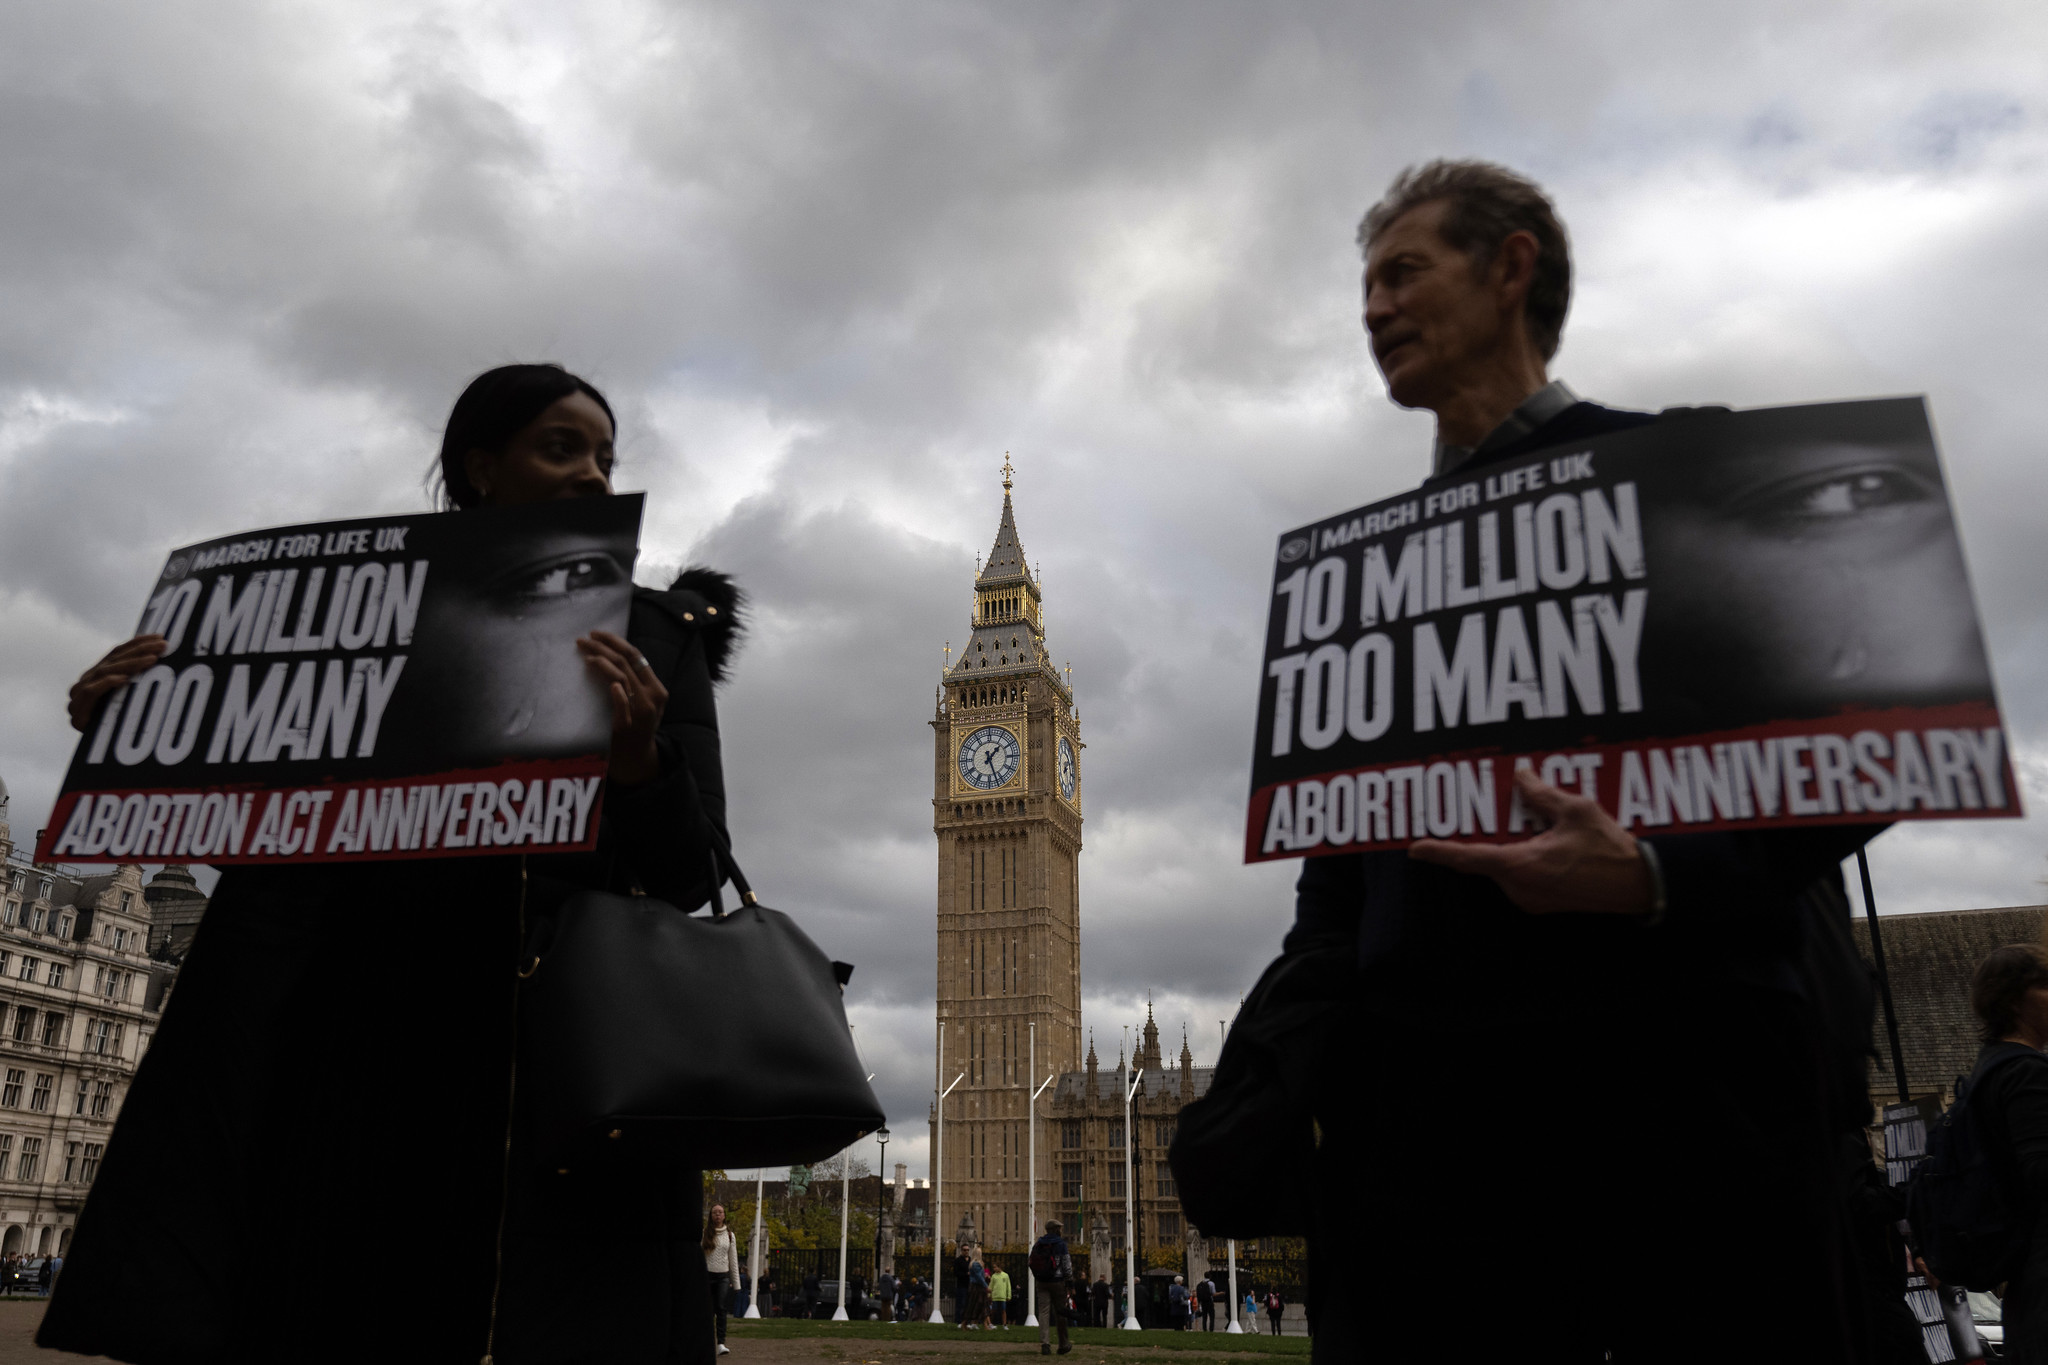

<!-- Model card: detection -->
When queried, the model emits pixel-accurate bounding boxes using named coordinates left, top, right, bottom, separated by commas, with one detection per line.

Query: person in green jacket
left=988, top=1265, right=1013, bottom=1328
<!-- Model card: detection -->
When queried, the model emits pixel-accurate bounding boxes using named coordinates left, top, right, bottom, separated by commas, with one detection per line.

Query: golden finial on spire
left=1001, top=451, right=1014, bottom=493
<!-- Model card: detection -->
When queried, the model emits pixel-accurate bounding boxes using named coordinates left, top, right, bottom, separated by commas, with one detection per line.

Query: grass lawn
left=725, top=1321, right=1310, bottom=1354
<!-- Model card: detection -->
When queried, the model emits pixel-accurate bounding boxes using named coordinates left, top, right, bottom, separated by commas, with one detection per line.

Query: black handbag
left=1167, top=945, right=1349, bottom=1238
left=515, top=854, right=885, bottom=1173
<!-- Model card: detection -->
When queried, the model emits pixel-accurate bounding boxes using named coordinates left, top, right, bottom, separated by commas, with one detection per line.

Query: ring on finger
left=635, top=655, right=650, bottom=669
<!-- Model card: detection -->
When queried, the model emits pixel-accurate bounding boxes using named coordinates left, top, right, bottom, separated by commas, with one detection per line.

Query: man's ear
left=1493, top=229, right=1541, bottom=312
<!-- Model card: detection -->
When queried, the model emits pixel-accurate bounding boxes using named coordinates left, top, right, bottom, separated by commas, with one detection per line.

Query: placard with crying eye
left=1247, top=398, right=2016, bottom=860
left=39, top=494, right=643, bottom=866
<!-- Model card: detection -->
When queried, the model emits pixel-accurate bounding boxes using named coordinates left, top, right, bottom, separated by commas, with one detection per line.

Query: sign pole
left=1858, top=849, right=1912, bottom=1103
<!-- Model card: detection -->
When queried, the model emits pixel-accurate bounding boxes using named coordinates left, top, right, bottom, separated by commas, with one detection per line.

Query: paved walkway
left=0, top=1299, right=109, bottom=1363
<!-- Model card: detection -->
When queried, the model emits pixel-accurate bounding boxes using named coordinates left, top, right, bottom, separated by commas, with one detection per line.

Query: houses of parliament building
left=928, top=463, right=1212, bottom=1262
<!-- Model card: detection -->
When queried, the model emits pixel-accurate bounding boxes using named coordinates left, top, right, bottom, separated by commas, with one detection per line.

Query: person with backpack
left=1028, top=1221, right=1072, bottom=1355
left=1916, top=944, right=2048, bottom=1360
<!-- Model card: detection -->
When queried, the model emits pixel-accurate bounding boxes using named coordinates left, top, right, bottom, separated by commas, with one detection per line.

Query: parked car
left=808, top=1282, right=883, bottom=1320
left=1969, top=1289, right=2004, bottom=1360
left=4, top=1259, right=48, bottom=1293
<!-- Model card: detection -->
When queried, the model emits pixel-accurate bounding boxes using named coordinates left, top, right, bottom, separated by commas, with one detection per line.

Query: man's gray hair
left=1357, top=159, right=1573, bottom=361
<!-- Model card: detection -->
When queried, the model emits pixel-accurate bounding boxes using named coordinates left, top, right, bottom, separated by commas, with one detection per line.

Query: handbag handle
left=704, top=821, right=759, bottom=916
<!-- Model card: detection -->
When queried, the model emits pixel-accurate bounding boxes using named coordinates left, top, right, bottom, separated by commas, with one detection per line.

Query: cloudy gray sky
left=5, top=0, right=2047, bottom=1178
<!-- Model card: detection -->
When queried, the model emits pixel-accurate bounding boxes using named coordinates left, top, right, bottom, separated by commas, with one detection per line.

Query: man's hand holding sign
left=1212, top=160, right=2016, bottom=1363
left=1408, top=766, right=1653, bottom=915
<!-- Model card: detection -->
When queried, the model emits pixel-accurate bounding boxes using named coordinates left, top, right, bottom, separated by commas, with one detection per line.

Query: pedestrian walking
left=704, top=1203, right=741, bottom=1355
left=1196, top=1274, right=1215, bottom=1331
left=1243, top=1289, right=1257, bottom=1329
left=37, top=364, right=747, bottom=1365
left=1266, top=1288, right=1284, bottom=1336
left=1168, top=1275, right=1189, bottom=1330
left=1091, top=1275, right=1110, bottom=1328
left=1028, top=1220, right=1073, bottom=1355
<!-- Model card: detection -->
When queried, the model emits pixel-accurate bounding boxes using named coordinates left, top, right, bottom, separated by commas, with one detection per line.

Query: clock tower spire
left=931, top=459, right=1083, bottom=1251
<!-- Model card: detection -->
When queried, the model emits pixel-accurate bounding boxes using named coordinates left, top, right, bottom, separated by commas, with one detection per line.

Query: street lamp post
left=1122, top=1062, right=1143, bottom=1331
left=1022, top=1021, right=1056, bottom=1329
left=875, top=1127, right=891, bottom=1293
left=929, top=1021, right=966, bottom=1325
left=744, top=1167, right=766, bottom=1319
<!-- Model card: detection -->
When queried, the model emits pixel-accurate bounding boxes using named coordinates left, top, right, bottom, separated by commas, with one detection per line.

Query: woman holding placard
left=43, top=365, right=743, bottom=1365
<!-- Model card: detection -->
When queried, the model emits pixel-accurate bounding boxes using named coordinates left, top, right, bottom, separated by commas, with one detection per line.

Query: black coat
left=1287, top=404, right=1889, bottom=1363
left=1975, top=1042, right=2048, bottom=1363
left=40, top=570, right=744, bottom=1365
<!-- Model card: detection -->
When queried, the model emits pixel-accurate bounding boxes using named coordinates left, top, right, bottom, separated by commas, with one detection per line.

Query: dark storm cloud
left=5, top=0, right=2048, bottom=1170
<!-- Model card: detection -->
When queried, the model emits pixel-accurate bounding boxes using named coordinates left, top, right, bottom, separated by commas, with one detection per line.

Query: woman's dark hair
left=1970, top=943, right=2048, bottom=1044
left=434, top=363, right=616, bottom=510
left=702, top=1206, right=724, bottom=1253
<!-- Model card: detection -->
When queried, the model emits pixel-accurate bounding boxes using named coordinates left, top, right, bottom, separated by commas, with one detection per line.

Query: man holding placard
left=1249, top=162, right=2015, bottom=1362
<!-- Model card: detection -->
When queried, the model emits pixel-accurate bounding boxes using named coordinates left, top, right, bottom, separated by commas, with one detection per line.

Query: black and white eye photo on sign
left=1637, top=400, right=1991, bottom=730
left=385, top=505, right=639, bottom=766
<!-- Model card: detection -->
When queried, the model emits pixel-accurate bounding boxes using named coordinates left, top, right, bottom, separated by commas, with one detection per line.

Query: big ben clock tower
left=930, top=458, right=1083, bottom=1251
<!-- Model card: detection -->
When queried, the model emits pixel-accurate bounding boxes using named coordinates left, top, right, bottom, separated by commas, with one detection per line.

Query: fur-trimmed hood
left=665, top=566, right=745, bottom=682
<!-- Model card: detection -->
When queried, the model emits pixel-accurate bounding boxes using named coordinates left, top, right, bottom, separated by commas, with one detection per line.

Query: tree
left=805, top=1153, right=874, bottom=1182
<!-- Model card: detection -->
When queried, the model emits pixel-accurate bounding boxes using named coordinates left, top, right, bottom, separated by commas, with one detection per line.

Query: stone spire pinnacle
left=976, top=457, right=1030, bottom=587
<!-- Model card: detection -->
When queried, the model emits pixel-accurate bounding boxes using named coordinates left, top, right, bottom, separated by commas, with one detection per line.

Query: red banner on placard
left=36, top=757, right=607, bottom=866
left=1246, top=703, right=2012, bottom=862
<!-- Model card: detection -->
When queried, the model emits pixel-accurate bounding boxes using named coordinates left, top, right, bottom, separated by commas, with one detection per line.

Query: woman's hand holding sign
left=1408, top=767, right=1654, bottom=916
left=68, top=634, right=167, bottom=734
left=577, top=628, right=666, bottom=787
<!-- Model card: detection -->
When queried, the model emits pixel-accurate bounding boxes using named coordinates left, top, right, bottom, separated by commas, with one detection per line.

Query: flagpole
left=744, top=1167, right=765, bottom=1318
left=1122, top=1062, right=1143, bottom=1331
left=929, top=1021, right=965, bottom=1325
left=1023, top=1023, right=1055, bottom=1328
left=1225, top=1238, right=1241, bottom=1333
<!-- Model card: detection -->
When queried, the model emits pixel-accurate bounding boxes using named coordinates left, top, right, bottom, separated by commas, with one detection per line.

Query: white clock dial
left=958, top=725, right=1021, bottom=790
left=1057, top=735, right=1077, bottom=801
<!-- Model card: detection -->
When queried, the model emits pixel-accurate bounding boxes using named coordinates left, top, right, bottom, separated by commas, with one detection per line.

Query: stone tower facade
left=929, top=461, right=1084, bottom=1251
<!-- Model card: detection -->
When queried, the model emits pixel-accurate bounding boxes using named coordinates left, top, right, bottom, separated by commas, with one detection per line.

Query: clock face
left=1057, top=736, right=1077, bottom=801
left=958, top=725, right=1021, bottom=790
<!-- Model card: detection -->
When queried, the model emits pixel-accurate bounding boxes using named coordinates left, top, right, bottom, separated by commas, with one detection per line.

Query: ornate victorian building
left=929, top=467, right=1211, bottom=1263
left=0, top=785, right=187, bottom=1257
